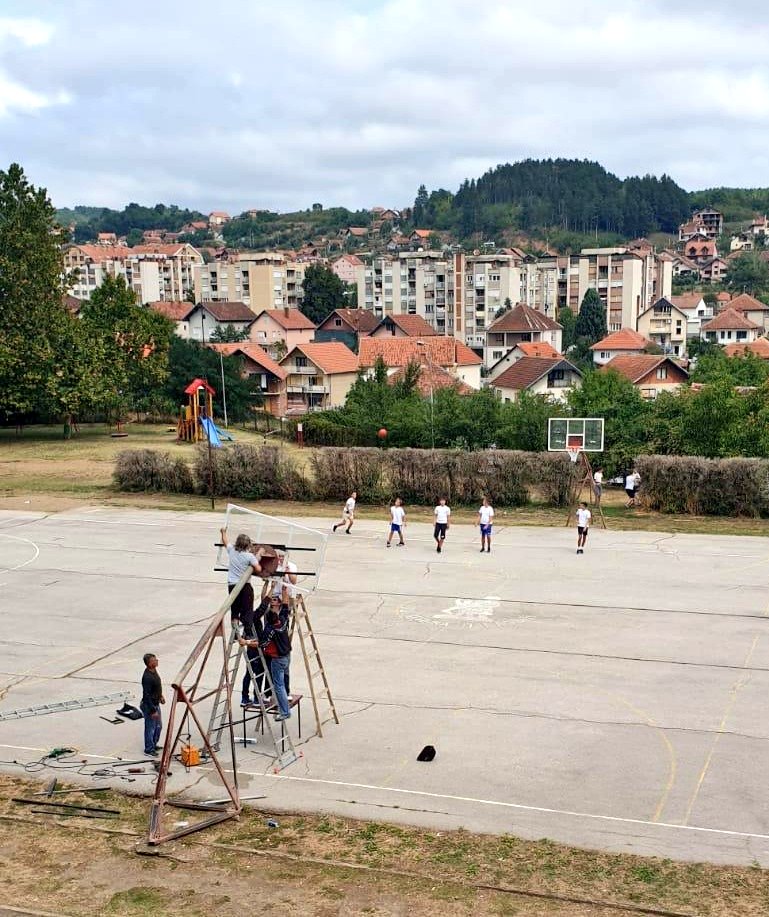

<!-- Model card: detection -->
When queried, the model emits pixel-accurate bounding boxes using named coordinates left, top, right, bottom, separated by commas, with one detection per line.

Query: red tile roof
left=359, top=336, right=482, bottom=368
left=148, top=301, right=193, bottom=321
left=286, top=342, right=359, bottom=374
left=206, top=342, right=286, bottom=379
left=726, top=293, right=769, bottom=313
left=255, top=308, right=316, bottom=330
left=492, top=357, right=580, bottom=391
left=600, top=355, right=689, bottom=384
left=514, top=341, right=562, bottom=358
left=670, top=292, right=705, bottom=312
left=334, top=254, right=364, bottom=266
left=377, top=314, right=439, bottom=336
left=196, top=301, right=256, bottom=322
left=716, top=292, right=732, bottom=302
left=488, top=302, right=562, bottom=333
left=701, top=308, right=761, bottom=331
left=723, top=338, right=769, bottom=359
left=388, top=362, right=472, bottom=395
left=347, top=227, right=369, bottom=237
left=590, top=328, right=651, bottom=351
left=63, top=294, right=83, bottom=314
left=319, top=308, right=379, bottom=333
left=411, top=229, right=432, bottom=239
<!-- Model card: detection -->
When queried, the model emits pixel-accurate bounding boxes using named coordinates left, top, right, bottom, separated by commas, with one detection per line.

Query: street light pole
left=219, top=350, right=228, bottom=428
left=416, top=340, right=435, bottom=451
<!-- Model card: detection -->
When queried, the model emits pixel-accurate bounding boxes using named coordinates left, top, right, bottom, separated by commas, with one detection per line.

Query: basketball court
left=1, top=501, right=769, bottom=866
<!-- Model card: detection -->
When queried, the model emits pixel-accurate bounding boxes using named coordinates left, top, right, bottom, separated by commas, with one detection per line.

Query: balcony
left=286, top=384, right=330, bottom=394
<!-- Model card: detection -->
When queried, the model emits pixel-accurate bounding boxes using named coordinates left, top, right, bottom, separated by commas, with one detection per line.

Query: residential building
left=314, top=308, right=379, bottom=350
left=206, top=342, right=287, bottom=416
left=460, top=253, right=527, bottom=350
left=97, top=232, right=117, bottom=245
left=590, top=328, right=652, bottom=366
left=723, top=338, right=769, bottom=360
left=331, top=254, right=364, bottom=285
left=671, top=293, right=713, bottom=338
left=358, top=336, right=483, bottom=390
left=410, top=229, right=432, bottom=244
left=600, top=355, right=689, bottom=399
left=280, top=342, right=359, bottom=413
left=249, top=307, right=316, bottom=357
left=683, top=236, right=718, bottom=264
left=678, top=208, right=723, bottom=241
left=208, top=211, right=230, bottom=227
left=749, top=214, right=768, bottom=237
left=636, top=298, right=688, bottom=357
left=186, top=301, right=256, bottom=341
left=730, top=233, right=755, bottom=253
left=490, top=357, right=582, bottom=403
left=148, top=301, right=193, bottom=337
left=724, top=293, right=769, bottom=333
left=370, top=314, right=439, bottom=338
left=484, top=303, right=562, bottom=369
left=666, top=250, right=702, bottom=280
left=701, top=308, right=762, bottom=345
left=487, top=341, right=562, bottom=383
left=64, top=242, right=203, bottom=304
left=194, top=252, right=307, bottom=311
left=387, top=362, right=472, bottom=396
left=64, top=294, right=83, bottom=315
left=700, top=257, right=728, bottom=284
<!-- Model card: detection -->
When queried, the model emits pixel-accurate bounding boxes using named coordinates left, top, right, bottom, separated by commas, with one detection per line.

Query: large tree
left=574, top=289, right=607, bottom=344
left=300, top=263, right=347, bottom=324
left=725, top=252, right=769, bottom=296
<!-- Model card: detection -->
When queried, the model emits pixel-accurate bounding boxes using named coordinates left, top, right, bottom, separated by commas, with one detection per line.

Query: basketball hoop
left=566, top=446, right=581, bottom=464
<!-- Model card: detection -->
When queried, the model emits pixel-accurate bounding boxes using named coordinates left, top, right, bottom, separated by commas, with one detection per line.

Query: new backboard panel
left=548, top=418, right=604, bottom=452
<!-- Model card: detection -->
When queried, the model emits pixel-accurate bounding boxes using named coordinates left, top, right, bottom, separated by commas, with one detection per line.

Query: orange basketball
left=377, top=428, right=388, bottom=439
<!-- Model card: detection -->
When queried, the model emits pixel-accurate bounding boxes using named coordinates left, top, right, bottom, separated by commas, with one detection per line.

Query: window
left=737, top=330, right=747, bottom=340
left=656, top=366, right=668, bottom=380
left=601, top=351, right=609, bottom=359
left=295, top=356, right=307, bottom=368
left=492, top=350, right=503, bottom=360
left=334, top=318, right=342, bottom=327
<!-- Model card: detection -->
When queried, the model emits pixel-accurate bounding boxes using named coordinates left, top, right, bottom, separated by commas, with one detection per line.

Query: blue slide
left=214, top=424, right=234, bottom=441
left=200, top=417, right=222, bottom=447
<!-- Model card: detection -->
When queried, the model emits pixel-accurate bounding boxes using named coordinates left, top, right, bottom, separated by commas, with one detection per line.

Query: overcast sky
left=1, top=1, right=768, bottom=214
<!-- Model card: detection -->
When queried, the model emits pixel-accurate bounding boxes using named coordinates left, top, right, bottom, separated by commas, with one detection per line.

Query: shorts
left=343, top=510, right=353, bottom=519
left=593, top=484, right=602, bottom=497
left=625, top=488, right=635, bottom=499
left=577, top=526, right=589, bottom=538
left=390, top=523, right=401, bottom=533
left=433, top=522, right=447, bottom=540
left=480, top=524, right=492, bottom=536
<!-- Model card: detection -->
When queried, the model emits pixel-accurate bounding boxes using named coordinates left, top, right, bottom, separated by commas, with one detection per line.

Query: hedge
left=113, top=449, right=194, bottom=494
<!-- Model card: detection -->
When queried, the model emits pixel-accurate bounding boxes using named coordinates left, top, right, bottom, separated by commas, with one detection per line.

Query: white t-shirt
left=434, top=504, right=451, bottom=524
left=478, top=505, right=494, bottom=525
left=226, top=545, right=258, bottom=585
left=390, top=505, right=405, bottom=526
left=272, top=560, right=298, bottom=599
left=625, top=473, right=635, bottom=490
left=593, top=471, right=603, bottom=485
left=344, top=497, right=356, bottom=515
left=576, top=507, right=592, bottom=528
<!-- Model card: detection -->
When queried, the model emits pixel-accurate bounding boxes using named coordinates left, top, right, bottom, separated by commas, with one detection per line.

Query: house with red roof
left=185, top=301, right=256, bottom=341
left=725, top=293, right=769, bottom=333
left=370, top=314, right=439, bottom=339
left=484, top=303, right=563, bottom=369
left=723, top=338, right=769, bottom=361
left=387, top=362, right=473, bottom=396
left=279, top=342, right=359, bottom=414
left=148, top=301, right=194, bottom=337
left=684, top=237, right=717, bottom=264
left=600, top=355, right=689, bottom=399
left=701, top=308, right=762, bottom=345
left=636, top=298, right=688, bottom=357
left=314, top=308, right=380, bottom=351
left=249, top=307, right=316, bottom=357
left=207, top=342, right=288, bottom=416
left=330, top=254, right=364, bottom=285
left=358, top=336, right=483, bottom=390
left=590, top=328, right=653, bottom=366
left=489, top=357, right=582, bottom=403
left=487, top=340, right=562, bottom=382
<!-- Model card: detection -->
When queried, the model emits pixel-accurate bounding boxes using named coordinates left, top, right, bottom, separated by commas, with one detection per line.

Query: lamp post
left=199, top=384, right=215, bottom=510
left=218, top=349, right=228, bottom=428
left=201, top=312, right=206, bottom=342
left=416, top=339, right=435, bottom=451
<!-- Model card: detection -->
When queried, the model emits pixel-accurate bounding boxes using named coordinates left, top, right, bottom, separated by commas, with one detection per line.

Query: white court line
left=0, top=534, right=39, bottom=586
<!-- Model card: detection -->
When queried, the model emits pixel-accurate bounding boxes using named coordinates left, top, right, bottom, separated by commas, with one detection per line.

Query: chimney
left=284, top=305, right=289, bottom=317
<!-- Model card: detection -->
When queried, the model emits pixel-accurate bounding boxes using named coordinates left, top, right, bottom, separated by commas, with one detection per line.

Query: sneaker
left=397, top=541, right=404, bottom=547
left=480, top=548, right=485, bottom=553
left=436, top=544, right=440, bottom=553
left=240, top=698, right=251, bottom=707
left=386, top=542, right=391, bottom=547
left=332, top=524, right=338, bottom=532
left=145, top=749, right=159, bottom=757
left=274, top=713, right=291, bottom=722
left=345, top=529, right=351, bottom=534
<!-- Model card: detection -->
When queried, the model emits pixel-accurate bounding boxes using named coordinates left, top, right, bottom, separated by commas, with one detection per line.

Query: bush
left=192, top=444, right=312, bottom=501
left=636, top=455, right=769, bottom=516
left=113, top=449, right=193, bottom=493
left=310, top=447, right=386, bottom=502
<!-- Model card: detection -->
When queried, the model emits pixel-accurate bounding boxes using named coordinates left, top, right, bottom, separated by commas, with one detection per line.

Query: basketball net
left=566, top=447, right=581, bottom=464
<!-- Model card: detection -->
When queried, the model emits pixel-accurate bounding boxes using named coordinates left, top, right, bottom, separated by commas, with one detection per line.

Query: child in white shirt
left=433, top=498, right=451, bottom=554
left=478, top=497, right=494, bottom=553
left=576, top=502, right=591, bottom=554
left=387, top=497, right=406, bottom=547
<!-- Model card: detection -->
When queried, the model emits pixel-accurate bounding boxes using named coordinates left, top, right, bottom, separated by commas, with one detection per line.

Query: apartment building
left=64, top=243, right=203, bottom=304
left=194, top=252, right=306, bottom=311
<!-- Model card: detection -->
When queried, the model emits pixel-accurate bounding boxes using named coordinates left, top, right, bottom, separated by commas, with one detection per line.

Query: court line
left=0, top=534, right=40, bottom=587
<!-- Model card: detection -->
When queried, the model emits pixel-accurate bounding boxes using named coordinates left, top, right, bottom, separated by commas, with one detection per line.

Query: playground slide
left=200, top=418, right=222, bottom=447
left=214, top=424, right=234, bottom=441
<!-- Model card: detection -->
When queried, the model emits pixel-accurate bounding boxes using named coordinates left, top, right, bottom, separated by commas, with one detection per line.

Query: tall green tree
left=574, top=289, right=607, bottom=343
left=300, top=263, right=347, bottom=324
left=725, top=252, right=769, bottom=295
left=557, top=305, right=577, bottom=350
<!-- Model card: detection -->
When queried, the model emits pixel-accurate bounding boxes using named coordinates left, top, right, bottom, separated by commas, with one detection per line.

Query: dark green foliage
left=209, top=325, right=250, bottom=343
left=192, top=443, right=310, bottom=501
left=57, top=202, right=206, bottom=243
left=299, top=263, right=347, bottom=324
left=496, top=392, right=566, bottom=452
left=691, top=350, right=769, bottom=386
left=113, top=449, right=193, bottom=493
left=558, top=306, right=577, bottom=350
left=574, top=289, right=606, bottom=343
left=310, top=448, right=387, bottom=502
left=725, top=252, right=769, bottom=295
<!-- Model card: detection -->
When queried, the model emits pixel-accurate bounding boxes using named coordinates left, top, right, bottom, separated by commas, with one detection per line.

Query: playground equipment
left=177, top=378, right=214, bottom=443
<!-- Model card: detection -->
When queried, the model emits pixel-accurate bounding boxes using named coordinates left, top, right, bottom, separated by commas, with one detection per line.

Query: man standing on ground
left=140, top=653, right=164, bottom=756
left=576, top=501, right=591, bottom=554
left=624, top=470, right=636, bottom=508
left=333, top=491, right=357, bottom=534
left=433, top=497, right=451, bottom=553
left=478, top=496, right=494, bottom=553
left=386, top=497, right=406, bottom=547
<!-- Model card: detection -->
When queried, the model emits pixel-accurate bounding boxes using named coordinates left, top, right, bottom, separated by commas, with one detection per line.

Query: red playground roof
left=183, top=377, right=216, bottom=396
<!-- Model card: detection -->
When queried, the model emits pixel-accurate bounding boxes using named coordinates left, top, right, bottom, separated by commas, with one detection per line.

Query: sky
left=1, top=0, right=768, bottom=214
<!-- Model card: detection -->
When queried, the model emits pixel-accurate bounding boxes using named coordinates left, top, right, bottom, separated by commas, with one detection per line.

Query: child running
left=433, top=497, right=451, bottom=553
left=576, top=501, right=591, bottom=554
left=478, top=496, right=494, bottom=553
left=332, top=490, right=357, bottom=534
left=386, top=497, right=406, bottom=547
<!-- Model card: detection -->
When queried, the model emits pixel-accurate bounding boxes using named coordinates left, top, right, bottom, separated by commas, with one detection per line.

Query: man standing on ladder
left=240, top=595, right=293, bottom=722
left=220, top=528, right=262, bottom=632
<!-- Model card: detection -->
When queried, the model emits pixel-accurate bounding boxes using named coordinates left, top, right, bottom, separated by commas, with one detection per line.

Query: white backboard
left=547, top=417, right=604, bottom=453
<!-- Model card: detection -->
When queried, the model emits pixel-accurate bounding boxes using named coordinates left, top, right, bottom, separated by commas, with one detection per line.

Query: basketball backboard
left=547, top=417, right=604, bottom=453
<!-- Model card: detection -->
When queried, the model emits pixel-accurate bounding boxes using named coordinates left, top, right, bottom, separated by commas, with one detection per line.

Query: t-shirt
left=576, top=507, right=592, bottom=528
left=625, top=473, right=635, bottom=490
left=141, top=668, right=162, bottom=713
left=344, top=497, right=356, bottom=515
left=226, top=544, right=259, bottom=585
left=390, top=505, right=405, bottom=526
left=434, top=504, right=451, bottom=524
left=593, top=471, right=603, bottom=485
left=272, top=560, right=298, bottom=599
left=478, top=505, right=494, bottom=525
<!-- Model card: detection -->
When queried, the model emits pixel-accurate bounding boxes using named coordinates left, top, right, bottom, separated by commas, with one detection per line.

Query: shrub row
left=636, top=455, right=769, bottom=517
left=113, top=449, right=194, bottom=494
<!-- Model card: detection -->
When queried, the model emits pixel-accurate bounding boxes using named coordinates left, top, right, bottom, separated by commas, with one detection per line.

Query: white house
left=484, top=303, right=562, bottom=369
left=701, top=308, right=761, bottom=345
left=636, top=298, right=688, bottom=357
left=489, top=356, right=582, bottom=403
left=186, top=301, right=256, bottom=341
left=590, top=328, right=652, bottom=366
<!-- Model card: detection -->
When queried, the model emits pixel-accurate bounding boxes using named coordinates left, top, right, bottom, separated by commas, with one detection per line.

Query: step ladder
left=293, top=594, right=339, bottom=738
left=0, top=691, right=130, bottom=721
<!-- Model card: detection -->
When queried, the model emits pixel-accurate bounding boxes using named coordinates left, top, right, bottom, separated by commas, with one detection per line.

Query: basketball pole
left=564, top=452, right=607, bottom=529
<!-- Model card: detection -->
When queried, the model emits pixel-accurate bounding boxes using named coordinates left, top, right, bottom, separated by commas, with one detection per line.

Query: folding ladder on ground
left=293, top=594, right=339, bottom=738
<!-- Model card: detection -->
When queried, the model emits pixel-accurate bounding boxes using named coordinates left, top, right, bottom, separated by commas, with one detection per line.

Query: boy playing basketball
left=387, top=497, right=406, bottom=547
left=478, top=496, right=494, bottom=553
left=333, top=490, right=357, bottom=534
left=433, top=498, right=450, bottom=553
left=576, top=501, right=591, bottom=554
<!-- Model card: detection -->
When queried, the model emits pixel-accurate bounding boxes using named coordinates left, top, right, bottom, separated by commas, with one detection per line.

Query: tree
left=300, top=263, right=347, bottom=324
left=725, top=252, right=769, bottom=295
left=210, top=325, right=249, bottom=343
left=126, top=228, right=143, bottom=247
left=574, top=289, right=607, bottom=344
left=558, top=305, right=577, bottom=350
left=496, top=391, right=565, bottom=451
left=412, top=184, right=429, bottom=226
left=312, top=203, right=323, bottom=212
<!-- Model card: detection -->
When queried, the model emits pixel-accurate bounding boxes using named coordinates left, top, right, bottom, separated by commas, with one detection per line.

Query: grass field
left=3, top=422, right=769, bottom=536
left=1, top=774, right=768, bottom=916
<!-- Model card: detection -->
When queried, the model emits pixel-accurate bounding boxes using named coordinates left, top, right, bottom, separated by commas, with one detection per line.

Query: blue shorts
left=390, top=523, right=401, bottom=533
left=480, top=524, right=492, bottom=536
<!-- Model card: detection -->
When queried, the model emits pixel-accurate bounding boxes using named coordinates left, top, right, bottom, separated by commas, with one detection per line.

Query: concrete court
left=1, top=505, right=769, bottom=867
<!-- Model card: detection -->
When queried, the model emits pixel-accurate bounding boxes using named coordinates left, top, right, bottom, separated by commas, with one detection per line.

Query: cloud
left=1, top=0, right=768, bottom=212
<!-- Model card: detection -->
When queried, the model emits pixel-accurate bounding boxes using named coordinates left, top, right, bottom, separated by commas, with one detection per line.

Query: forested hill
left=414, top=159, right=690, bottom=239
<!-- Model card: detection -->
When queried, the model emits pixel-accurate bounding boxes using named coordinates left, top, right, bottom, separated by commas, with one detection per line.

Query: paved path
left=1, top=506, right=769, bottom=866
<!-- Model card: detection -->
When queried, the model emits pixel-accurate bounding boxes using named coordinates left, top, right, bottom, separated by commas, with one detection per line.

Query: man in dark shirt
left=140, top=653, right=164, bottom=756
left=239, top=596, right=292, bottom=721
